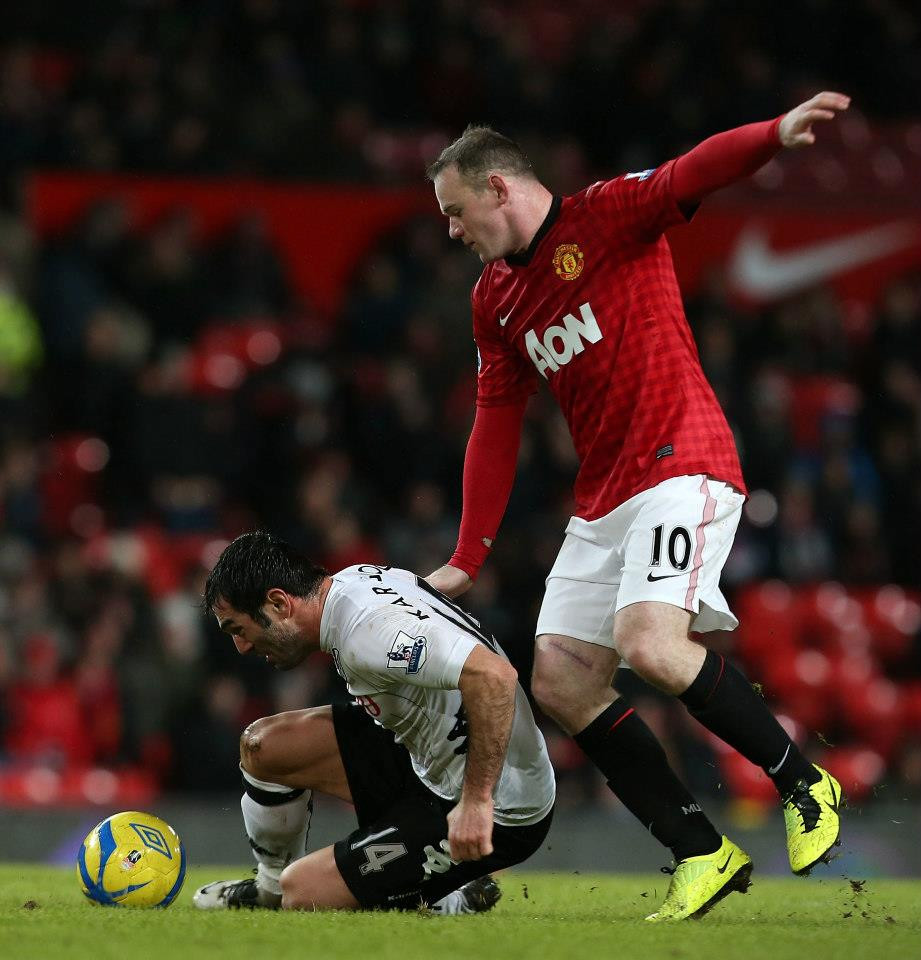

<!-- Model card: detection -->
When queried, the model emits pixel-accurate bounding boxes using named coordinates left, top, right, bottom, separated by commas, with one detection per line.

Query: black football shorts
left=331, top=702, right=552, bottom=909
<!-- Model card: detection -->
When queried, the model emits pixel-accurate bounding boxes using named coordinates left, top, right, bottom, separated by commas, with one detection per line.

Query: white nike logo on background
left=499, top=312, right=511, bottom=326
left=729, top=222, right=919, bottom=300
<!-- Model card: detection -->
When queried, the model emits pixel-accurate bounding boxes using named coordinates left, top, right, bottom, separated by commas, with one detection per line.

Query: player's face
left=213, top=597, right=308, bottom=671
left=434, top=166, right=514, bottom=263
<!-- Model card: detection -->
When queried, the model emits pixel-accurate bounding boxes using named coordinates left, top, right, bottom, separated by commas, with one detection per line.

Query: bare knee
left=612, top=604, right=702, bottom=694
left=239, top=712, right=303, bottom=783
left=279, top=863, right=314, bottom=910
left=239, top=715, right=277, bottom=780
left=531, top=663, right=572, bottom=725
left=612, top=629, right=662, bottom=678
left=613, top=604, right=680, bottom=671
left=532, top=636, right=619, bottom=733
left=239, top=706, right=347, bottom=797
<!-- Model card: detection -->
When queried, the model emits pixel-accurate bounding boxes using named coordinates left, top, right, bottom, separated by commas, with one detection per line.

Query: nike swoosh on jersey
left=647, top=571, right=685, bottom=582
left=729, top=222, right=919, bottom=300
left=499, top=312, right=511, bottom=327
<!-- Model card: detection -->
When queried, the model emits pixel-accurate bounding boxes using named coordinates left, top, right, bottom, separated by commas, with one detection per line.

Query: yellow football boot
left=645, top=835, right=753, bottom=922
left=784, top=764, right=843, bottom=875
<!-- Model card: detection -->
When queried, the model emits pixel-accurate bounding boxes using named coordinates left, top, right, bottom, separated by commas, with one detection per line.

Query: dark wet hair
left=426, top=124, right=535, bottom=187
left=203, top=531, right=327, bottom=622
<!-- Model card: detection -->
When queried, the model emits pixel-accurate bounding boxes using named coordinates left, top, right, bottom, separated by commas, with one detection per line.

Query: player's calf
left=611, top=602, right=700, bottom=695
left=280, top=846, right=360, bottom=909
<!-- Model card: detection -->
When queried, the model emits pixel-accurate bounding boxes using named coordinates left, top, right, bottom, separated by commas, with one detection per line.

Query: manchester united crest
left=552, top=243, right=584, bottom=281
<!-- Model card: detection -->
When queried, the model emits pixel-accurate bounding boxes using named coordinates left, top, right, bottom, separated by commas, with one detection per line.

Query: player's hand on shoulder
left=425, top=564, right=473, bottom=599
left=779, top=91, right=850, bottom=148
left=447, top=796, right=495, bottom=862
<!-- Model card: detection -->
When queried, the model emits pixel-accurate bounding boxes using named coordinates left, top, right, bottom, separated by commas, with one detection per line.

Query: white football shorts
left=535, top=474, right=744, bottom=647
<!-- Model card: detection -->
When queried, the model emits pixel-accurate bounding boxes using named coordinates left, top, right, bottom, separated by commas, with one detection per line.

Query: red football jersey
left=472, top=159, right=746, bottom=521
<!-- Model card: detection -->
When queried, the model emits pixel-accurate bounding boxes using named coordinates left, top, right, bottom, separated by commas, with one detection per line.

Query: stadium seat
left=716, top=747, right=778, bottom=805
left=817, top=745, right=886, bottom=802
left=857, top=585, right=921, bottom=666
left=733, top=581, right=800, bottom=670
left=839, top=676, right=905, bottom=760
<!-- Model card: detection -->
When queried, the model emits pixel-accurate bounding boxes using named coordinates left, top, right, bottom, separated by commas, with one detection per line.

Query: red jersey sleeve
left=472, top=284, right=538, bottom=407
left=583, top=117, right=783, bottom=244
left=672, top=117, right=782, bottom=205
left=449, top=398, right=527, bottom=580
left=581, top=158, right=688, bottom=244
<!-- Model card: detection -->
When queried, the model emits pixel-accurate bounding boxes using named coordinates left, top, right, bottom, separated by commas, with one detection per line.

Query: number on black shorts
left=359, top=843, right=408, bottom=875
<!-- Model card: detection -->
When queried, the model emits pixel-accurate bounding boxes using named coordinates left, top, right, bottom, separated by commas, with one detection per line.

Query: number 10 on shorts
left=650, top=524, right=692, bottom=571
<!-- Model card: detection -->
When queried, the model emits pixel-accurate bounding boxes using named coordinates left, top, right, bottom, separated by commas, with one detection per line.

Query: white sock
left=240, top=767, right=313, bottom=896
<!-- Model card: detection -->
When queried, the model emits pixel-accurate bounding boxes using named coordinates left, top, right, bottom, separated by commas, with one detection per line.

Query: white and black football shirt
left=319, top=564, right=555, bottom=826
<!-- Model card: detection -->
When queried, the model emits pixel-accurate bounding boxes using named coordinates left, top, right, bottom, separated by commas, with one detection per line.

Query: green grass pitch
left=1, top=864, right=918, bottom=960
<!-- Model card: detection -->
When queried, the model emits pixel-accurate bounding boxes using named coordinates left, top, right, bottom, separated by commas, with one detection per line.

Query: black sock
left=574, top=699, right=721, bottom=862
left=679, top=650, right=820, bottom=797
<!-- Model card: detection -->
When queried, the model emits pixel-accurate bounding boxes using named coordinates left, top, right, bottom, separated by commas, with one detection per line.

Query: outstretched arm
left=672, top=91, right=851, bottom=206
left=777, top=91, right=851, bottom=147
left=447, top=645, right=518, bottom=861
left=426, top=398, right=528, bottom=598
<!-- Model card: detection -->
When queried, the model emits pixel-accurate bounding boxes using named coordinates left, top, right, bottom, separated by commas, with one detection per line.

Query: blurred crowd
left=0, top=0, right=920, bottom=808
left=1, top=0, right=920, bottom=198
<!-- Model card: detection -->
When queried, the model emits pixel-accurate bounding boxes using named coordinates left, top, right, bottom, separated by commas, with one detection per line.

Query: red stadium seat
left=797, top=582, right=865, bottom=651
left=830, top=651, right=879, bottom=708
left=733, top=581, right=800, bottom=670
left=716, top=747, right=778, bottom=805
left=762, top=654, right=834, bottom=730
left=838, top=676, right=905, bottom=760
left=817, top=746, right=886, bottom=802
left=856, top=585, right=921, bottom=666
left=901, top=682, right=921, bottom=732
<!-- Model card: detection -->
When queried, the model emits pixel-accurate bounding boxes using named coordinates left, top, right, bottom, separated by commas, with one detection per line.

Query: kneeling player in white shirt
left=194, top=531, right=555, bottom=913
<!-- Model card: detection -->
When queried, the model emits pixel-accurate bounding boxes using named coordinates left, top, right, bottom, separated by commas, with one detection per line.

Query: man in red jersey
left=426, top=92, right=850, bottom=921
